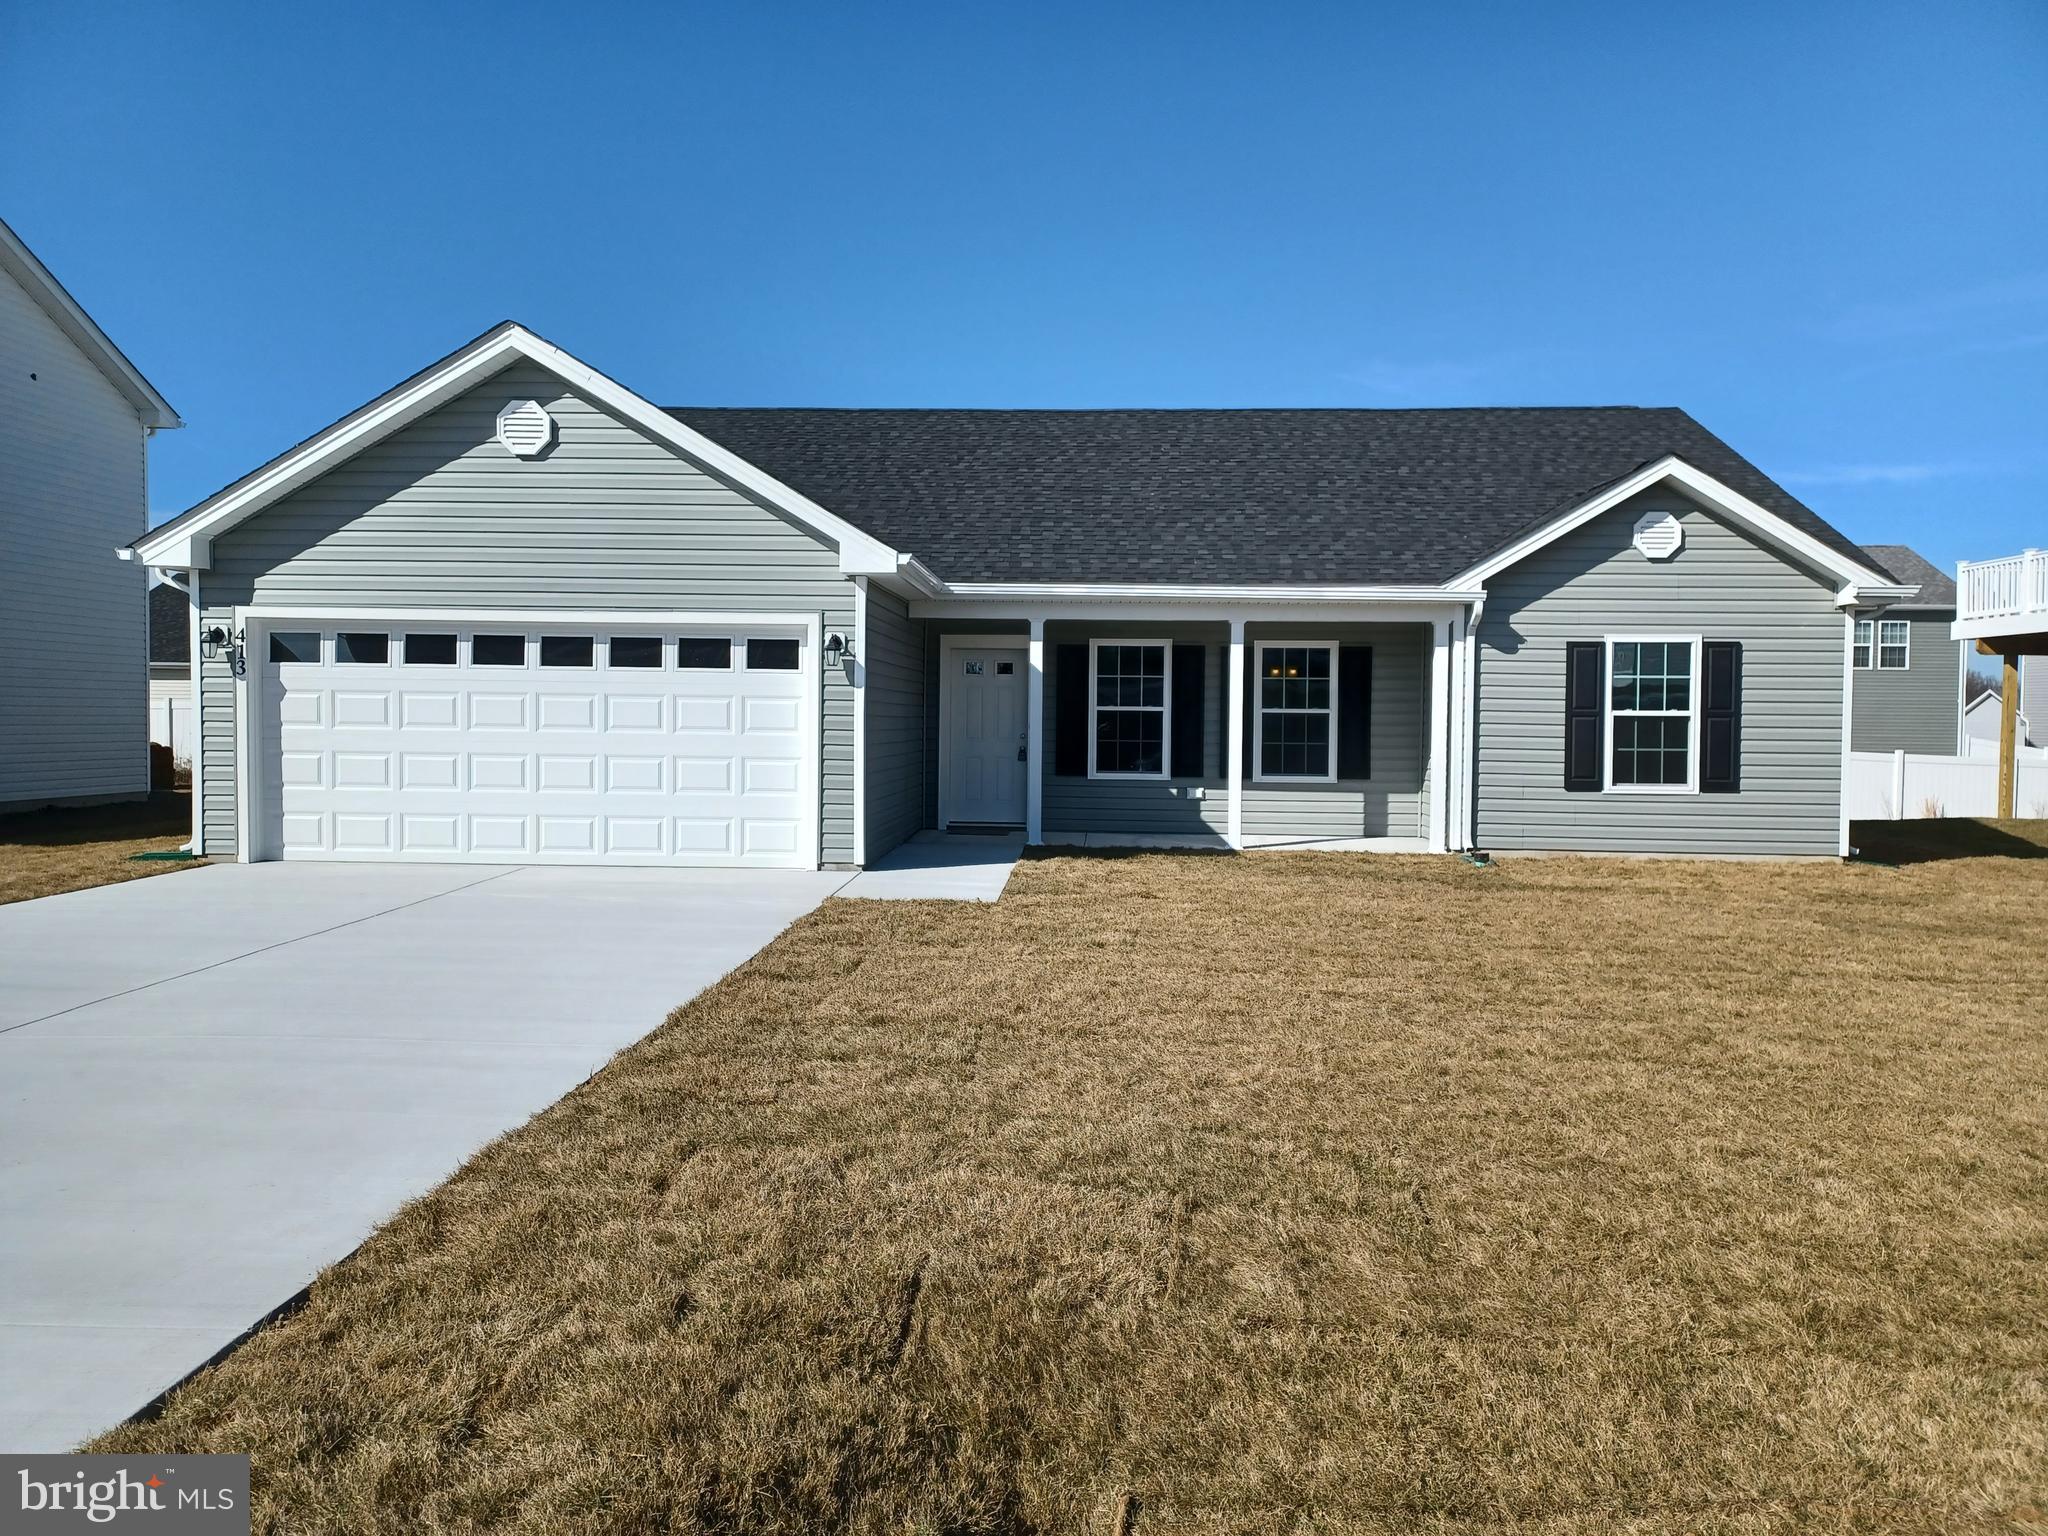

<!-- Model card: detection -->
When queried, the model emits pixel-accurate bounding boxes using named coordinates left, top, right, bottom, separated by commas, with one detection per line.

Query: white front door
left=945, top=647, right=1027, bottom=826
left=252, top=620, right=817, bottom=867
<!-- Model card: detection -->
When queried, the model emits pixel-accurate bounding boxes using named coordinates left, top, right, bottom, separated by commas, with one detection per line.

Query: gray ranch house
left=130, top=324, right=1916, bottom=867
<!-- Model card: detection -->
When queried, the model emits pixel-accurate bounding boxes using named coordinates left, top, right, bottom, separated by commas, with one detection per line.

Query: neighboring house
left=148, top=578, right=192, bottom=763
left=1849, top=544, right=1965, bottom=754
left=0, top=215, right=182, bottom=811
left=128, top=323, right=1915, bottom=868
left=1962, top=689, right=2037, bottom=750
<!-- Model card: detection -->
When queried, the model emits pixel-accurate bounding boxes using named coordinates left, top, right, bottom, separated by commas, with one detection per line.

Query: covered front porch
left=860, top=595, right=1480, bottom=860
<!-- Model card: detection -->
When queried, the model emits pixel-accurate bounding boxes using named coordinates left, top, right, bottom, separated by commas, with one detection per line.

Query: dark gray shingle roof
left=667, top=405, right=1878, bottom=586
left=1859, top=544, right=1954, bottom=608
left=148, top=581, right=187, bottom=664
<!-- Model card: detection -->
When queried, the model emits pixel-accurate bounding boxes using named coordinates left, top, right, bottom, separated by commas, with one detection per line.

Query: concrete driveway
left=0, top=861, right=848, bottom=1452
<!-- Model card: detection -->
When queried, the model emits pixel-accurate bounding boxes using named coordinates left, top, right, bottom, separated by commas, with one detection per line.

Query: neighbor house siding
left=0, top=264, right=149, bottom=808
left=195, top=361, right=857, bottom=862
left=1474, top=491, right=1843, bottom=857
left=975, top=619, right=1432, bottom=841
left=862, top=584, right=926, bottom=861
left=1850, top=608, right=1960, bottom=754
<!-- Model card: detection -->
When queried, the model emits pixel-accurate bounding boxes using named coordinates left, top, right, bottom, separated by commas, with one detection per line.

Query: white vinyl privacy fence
left=1847, top=750, right=2048, bottom=821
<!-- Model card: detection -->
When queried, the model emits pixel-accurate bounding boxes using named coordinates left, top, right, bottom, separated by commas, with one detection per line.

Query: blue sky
left=4, top=0, right=2044, bottom=584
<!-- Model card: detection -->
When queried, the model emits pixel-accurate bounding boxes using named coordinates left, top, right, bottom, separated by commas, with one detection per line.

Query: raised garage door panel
left=256, top=624, right=814, bottom=867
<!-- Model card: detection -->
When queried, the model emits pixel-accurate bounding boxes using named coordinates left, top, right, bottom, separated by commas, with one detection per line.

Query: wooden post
left=2000, top=650, right=2019, bottom=819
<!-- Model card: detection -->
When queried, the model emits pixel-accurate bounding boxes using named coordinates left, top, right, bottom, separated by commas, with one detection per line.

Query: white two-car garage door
left=251, top=618, right=818, bottom=867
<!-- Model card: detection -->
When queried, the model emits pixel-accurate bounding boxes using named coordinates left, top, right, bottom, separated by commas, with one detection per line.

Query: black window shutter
left=1054, top=644, right=1089, bottom=777
left=1564, top=642, right=1604, bottom=792
left=1337, top=646, right=1372, bottom=779
left=1702, top=641, right=1741, bottom=793
left=1170, top=644, right=1206, bottom=779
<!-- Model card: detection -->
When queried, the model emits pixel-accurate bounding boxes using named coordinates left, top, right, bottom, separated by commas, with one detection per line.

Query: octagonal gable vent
left=496, top=399, right=555, bottom=458
left=1632, top=509, right=1684, bottom=561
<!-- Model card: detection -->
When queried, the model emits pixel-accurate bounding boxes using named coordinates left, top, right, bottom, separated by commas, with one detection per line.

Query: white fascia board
left=1450, top=457, right=1901, bottom=599
left=0, top=215, right=182, bottom=428
left=911, top=596, right=1475, bottom=625
left=130, top=324, right=901, bottom=576
left=1839, top=583, right=1921, bottom=610
left=926, top=582, right=1482, bottom=603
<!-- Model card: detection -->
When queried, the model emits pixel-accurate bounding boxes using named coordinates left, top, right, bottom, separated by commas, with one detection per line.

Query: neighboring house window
left=1607, top=636, right=1699, bottom=792
left=1255, top=642, right=1337, bottom=781
left=1853, top=619, right=1873, bottom=669
left=1877, top=618, right=1910, bottom=669
left=1090, top=640, right=1170, bottom=777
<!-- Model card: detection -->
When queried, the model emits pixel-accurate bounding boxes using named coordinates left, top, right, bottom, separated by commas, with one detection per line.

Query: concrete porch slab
left=837, top=831, right=1022, bottom=902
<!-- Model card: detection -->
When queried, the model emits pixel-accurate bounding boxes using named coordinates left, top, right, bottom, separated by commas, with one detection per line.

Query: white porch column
left=1426, top=618, right=1450, bottom=852
left=1226, top=617, right=1246, bottom=849
left=1026, top=616, right=1045, bottom=845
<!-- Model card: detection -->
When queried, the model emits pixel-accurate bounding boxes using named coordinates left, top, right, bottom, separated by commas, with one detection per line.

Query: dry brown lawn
left=95, top=828, right=2048, bottom=1534
left=0, top=793, right=200, bottom=905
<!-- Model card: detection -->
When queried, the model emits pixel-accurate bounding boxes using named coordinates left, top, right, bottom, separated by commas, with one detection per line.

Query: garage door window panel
left=746, top=638, right=800, bottom=671
left=404, top=633, right=457, bottom=666
left=541, top=635, right=596, bottom=668
left=677, top=638, right=733, bottom=670
left=270, top=631, right=320, bottom=664
left=472, top=634, right=526, bottom=667
left=609, top=636, right=663, bottom=669
left=336, top=632, right=390, bottom=665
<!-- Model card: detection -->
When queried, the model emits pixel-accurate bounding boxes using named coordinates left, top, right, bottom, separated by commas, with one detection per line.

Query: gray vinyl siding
left=862, top=585, right=926, bottom=860
left=1850, top=609, right=1961, bottom=754
left=0, top=264, right=150, bottom=808
left=195, top=360, right=857, bottom=861
left=1006, top=619, right=1431, bottom=841
left=1474, top=491, right=1843, bottom=857
left=2023, top=656, right=2047, bottom=728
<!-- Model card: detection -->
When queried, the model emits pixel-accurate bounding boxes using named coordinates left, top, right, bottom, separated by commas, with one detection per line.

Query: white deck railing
left=1957, top=548, right=2048, bottom=625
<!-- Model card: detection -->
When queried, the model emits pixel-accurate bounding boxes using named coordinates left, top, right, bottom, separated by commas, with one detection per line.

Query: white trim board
left=935, top=633, right=1031, bottom=831
left=132, top=323, right=899, bottom=575
left=1451, top=457, right=1911, bottom=604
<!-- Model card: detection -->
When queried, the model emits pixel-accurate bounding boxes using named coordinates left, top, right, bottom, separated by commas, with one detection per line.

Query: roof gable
left=0, top=216, right=180, bottom=429
left=133, top=324, right=899, bottom=574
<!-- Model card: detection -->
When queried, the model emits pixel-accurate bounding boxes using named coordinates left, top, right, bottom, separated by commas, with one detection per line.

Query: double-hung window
left=1607, top=636, right=1699, bottom=792
left=1877, top=619, right=1909, bottom=670
left=1255, top=642, right=1337, bottom=781
left=1089, top=641, right=1169, bottom=777
left=1853, top=619, right=1874, bottom=669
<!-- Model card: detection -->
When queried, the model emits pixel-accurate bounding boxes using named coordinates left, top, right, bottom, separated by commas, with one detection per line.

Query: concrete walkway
left=837, top=831, right=1023, bottom=902
left=0, top=861, right=846, bottom=1452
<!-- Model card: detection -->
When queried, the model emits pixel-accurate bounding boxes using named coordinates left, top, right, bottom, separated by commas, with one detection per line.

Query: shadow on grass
left=1851, top=818, right=2048, bottom=865
left=1020, top=844, right=1235, bottom=863
left=0, top=792, right=191, bottom=849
